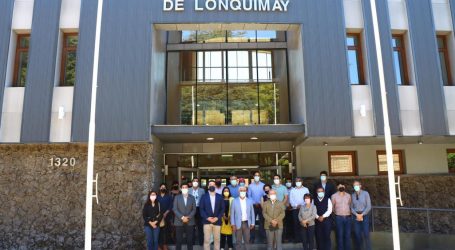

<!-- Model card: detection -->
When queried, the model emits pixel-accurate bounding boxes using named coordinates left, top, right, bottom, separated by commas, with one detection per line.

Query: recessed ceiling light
left=323, top=142, right=328, bottom=146
left=251, top=137, right=258, bottom=140
left=206, top=137, right=214, bottom=141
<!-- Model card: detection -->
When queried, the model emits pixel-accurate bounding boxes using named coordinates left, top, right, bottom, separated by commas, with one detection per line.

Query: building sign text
left=163, top=0, right=290, bottom=12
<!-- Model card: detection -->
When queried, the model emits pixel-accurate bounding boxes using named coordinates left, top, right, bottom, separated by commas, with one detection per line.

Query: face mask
left=239, top=191, right=247, bottom=198
left=286, top=182, right=292, bottom=188
left=231, top=180, right=237, bottom=186
left=265, top=190, right=269, bottom=194
left=296, top=182, right=302, bottom=187
left=270, top=194, right=277, bottom=201
left=318, top=192, right=325, bottom=198
left=254, top=176, right=260, bottom=182
left=321, top=176, right=327, bottom=182
left=338, top=187, right=345, bottom=192
left=208, top=186, right=216, bottom=192
left=305, top=199, right=311, bottom=204
left=181, top=188, right=189, bottom=195
left=274, top=179, right=280, bottom=185
left=239, top=183, right=245, bottom=187
left=224, top=192, right=230, bottom=197
left=192, top=182, right=199, bottom=188
left=215, top=181, right=222, bottom=187
left=160, top=188, right=166, bottom=193
left=150, top=195, right=156, bottom=201
left=354, top=185, right=361, bottom=192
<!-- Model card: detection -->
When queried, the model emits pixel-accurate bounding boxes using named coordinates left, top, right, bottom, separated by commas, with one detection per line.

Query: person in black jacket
left=143, top=191, right=163, bottom=250
left=313, top=171, right=336, bottom=199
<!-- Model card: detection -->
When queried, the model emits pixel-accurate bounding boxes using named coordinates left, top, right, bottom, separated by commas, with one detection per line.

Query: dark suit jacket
left=313, top=180, right=336, bottom=199
left=173, top=194, right=197, bottom=226
left=199, top=193, right=225, bottom=226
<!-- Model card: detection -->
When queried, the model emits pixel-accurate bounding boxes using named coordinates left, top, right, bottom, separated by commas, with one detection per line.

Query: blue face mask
left=317, top=192, right=325, bottom=198
left=239, top=183, right=245, bottom=187
left=231, top=180, right=237, bottom=186
left=354, top=185, right=361, bottom=192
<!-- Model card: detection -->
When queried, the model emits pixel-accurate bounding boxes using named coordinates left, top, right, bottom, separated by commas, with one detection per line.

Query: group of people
left=143, top=171, right=372, bottom=250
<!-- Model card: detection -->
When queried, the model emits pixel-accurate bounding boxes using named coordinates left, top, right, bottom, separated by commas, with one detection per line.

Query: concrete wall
left=296, top=143, right=452, bottom=177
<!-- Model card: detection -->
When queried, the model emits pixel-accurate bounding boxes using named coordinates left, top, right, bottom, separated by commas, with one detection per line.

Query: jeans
left=144, top=226, right=160, bottom=250
left=353, top=214, right=371, bottom=250
left=220, top=234, right=233, bottom=249
left=315, top=218, right=332, bottom=250
left=266, top=229, right=283, bottom=250
left=335, top=215, right=352, bottom=250
left=292, top=209, right=303, bottom=243
left=251, top=205, right=265, bottom=243
left=176, top=224, right=194, bottom=250
left=301, top=225, right=315, bottom=250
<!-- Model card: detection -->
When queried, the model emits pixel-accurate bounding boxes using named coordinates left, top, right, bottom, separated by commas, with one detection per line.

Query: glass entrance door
left=178, top=167, right=199, bottom=186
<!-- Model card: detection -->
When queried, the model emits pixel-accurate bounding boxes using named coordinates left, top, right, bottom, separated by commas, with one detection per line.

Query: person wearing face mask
left=228, top=176, right=240, bottom=198
left=313, top=171, right=336, bottom=200
left=173, top=184, right=197, bottom=250
left=247, top=171, right=265, bottom=244
left=157, top=184, right=172, bottom=250
left=191, top=178, right=205, bottom=246
left=200, top=181, right=225, bottom=250
left=238, top=178, right=246, bottom=188
left=261, top=184, right=272, bottom=205
left=351, top=180, right=371, bottom=250
left=215, top=177, right=223, bottom=195
left=289, top=177, right=310, bottom=243
left=314, top=187, right=333, bottom=250
left=271, top=175, right=288, bottom=203
left=331, top=183, right=352, bottom=250
left=220, top=187, right=234, bottom=250
left=143, top=191, right=163, bottom=250
left=298, top=194, right=317, bottom=250
left=230, top=186, right=255, bottom=250
left=262, top=189, right=286, bottom=250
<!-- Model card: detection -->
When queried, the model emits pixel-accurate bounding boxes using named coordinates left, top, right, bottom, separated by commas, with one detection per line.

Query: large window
left=448, top=149, right=455, bottom=173
left=60, top=33, right=78, bottom=86
left=174, top=30, right=286, bottom=44
left=167, top=49, right=289, bottom=125
left=377, top=150, right=405, bottom=175
left=346, top=33, right=365, bottom=85
left=392, top=35, right=410, bottom=85
left=13, top=34, right=30, bottom=87
left=437, top=35, right=453, bottom=86
left=328, top=151, right=357, bottom=176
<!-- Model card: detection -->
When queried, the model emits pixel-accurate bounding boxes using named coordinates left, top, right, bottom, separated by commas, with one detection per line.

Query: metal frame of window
left=437, top=35, right=453, bottom=86
left=346, top=33, right=365, bottom=85
left=328, top=151, right=357, bottom=176
left=376, top=150, right=405, bottom=175
left=392, top=34, right=410, bottom=85
left=60, top=32, right=78, bottom=86
left=13, top=34, right=30, bottom=87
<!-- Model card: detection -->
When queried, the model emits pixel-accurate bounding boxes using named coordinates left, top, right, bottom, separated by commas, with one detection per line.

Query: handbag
left=158, top=203, right=166, bottom=228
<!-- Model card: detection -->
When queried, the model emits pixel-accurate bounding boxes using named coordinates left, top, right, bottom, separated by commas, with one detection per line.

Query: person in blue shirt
left=228, top=175, right=240, bottom=198
left=247, top=171, right=266, bottom=243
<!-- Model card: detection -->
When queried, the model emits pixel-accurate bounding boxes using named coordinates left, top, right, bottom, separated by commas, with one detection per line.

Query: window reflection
left=171, top=30, right=286, bottom=44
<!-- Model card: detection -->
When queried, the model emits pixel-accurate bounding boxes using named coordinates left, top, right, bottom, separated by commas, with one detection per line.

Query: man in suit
left=173, top=183, right=197, bottom=250
left=200, top=180, right=225, bottom=250
left=230, top=186, right=255, bottom=250
left=313, top=171, right=336, bottom=199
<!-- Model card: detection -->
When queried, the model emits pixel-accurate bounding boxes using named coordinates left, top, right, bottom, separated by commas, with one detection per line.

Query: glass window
left=13, top=34, right=30, bottom=87
left=377, top=150, right=405, bottom=174
left=197, top=30, right=226, bottom=43
left=448, top=149, right=455, bottom=173
left=228, top=30, right=256, bottom=43
left=346, top=34, right=364, bottom=85
left=60, top=33, right=78, bottom=86
left=392, top=35, right=409, bottom=85
left=256, top=31, right=286, bottom=42
left=329, top=151, right=357, bottom=176
left=437, top=35, right=452, bottom=86
left=182, top=30, right=197, bottom=43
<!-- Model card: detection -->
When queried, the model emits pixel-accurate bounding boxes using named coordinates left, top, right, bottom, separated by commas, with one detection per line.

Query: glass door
left=178, top=167, right=199, bottom=186
left=259, top=166, right=282, bottom=184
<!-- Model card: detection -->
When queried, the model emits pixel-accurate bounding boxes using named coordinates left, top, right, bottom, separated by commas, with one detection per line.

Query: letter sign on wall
left=163, top=0, right=290, bottom=12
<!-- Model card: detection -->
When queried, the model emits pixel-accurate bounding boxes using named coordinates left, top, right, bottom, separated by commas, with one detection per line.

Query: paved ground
left=167, top=232, right=455, bottom=250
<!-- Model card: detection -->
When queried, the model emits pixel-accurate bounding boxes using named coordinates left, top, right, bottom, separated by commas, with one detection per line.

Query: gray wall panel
left=20, top=0, right=62, bottom=142
left=301, top=0, right=353, bottom=136
left=0, top=0, right=14, bottom=130
left=71, top=0, right=98, bottom=142
left=406, top=0, right=448, bottom=135
left=362, top=0, right=401, bottom=135
left=95, top=0, right=152, bottom=141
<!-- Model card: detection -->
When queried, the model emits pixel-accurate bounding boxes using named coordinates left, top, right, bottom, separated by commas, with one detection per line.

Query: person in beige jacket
left=262, top=189, right=286, bottom=250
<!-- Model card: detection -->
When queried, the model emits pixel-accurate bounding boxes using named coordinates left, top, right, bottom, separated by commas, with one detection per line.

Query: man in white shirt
left=230, top=186, right=255, bottom=250
left=289, top=177, right=309, bottom=243
left=314, top=187, right=333, bottom=250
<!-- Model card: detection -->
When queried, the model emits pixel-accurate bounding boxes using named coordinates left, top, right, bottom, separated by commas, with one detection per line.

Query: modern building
left=1, top=0, right=454, bottom=248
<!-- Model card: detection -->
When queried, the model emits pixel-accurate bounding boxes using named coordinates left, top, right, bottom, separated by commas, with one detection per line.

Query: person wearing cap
left=332, top=182, right=352, bottom=250
left=289, top=177, right=310, bottom=243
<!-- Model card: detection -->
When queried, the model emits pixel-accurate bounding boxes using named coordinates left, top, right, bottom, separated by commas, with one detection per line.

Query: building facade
left=1, top=0, right=455, bottom=248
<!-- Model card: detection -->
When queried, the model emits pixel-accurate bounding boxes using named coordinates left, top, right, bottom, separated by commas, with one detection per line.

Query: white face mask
left=192, top=182, right=199, bottom=188
left=239, top=191, right=247, bottom=198
left=231, top=180, right=237, bottom=186
left=254, top=176, right=260, bottom=182
left=274, top=179, right=280, bottom=185
left=270, top=194, right=277, bottom=201
left=305, top=199, right=311, bottom=204
left=320, top=176, right=327, bottom=182
left=150, top=195, right=156, bottom=202
left=286, top=182, right=292, bottom=188
left=296, top=182, right=302, bottom=187
left=181, top=188, right=189, bottom=195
